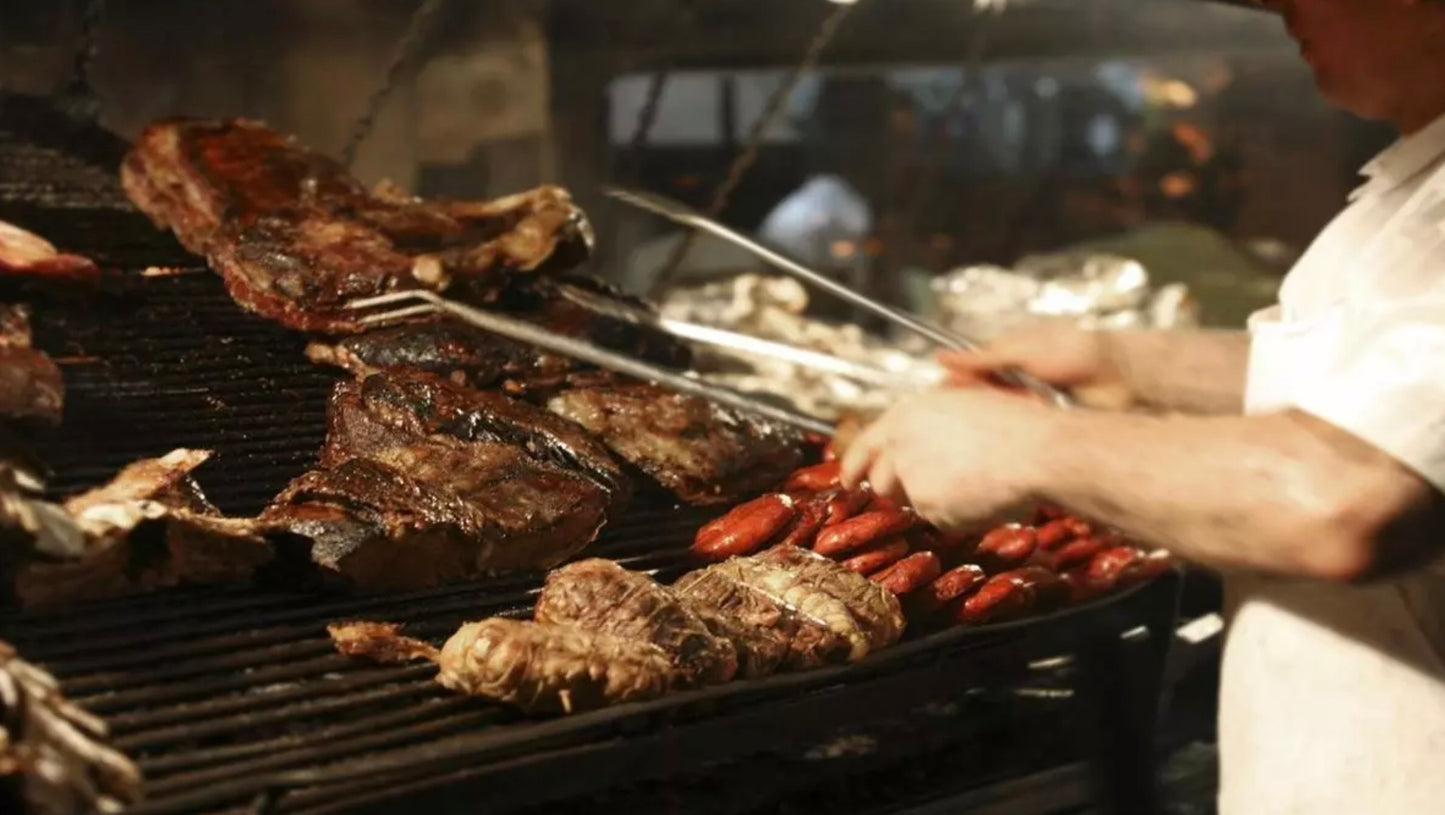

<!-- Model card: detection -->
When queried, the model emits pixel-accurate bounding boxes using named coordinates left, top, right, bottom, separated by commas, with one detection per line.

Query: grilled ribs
left=535, top=559, right=737, bottom=687
left=545, top=382, right=806, bottom=505
left=121, top=119, right=593, bottom=332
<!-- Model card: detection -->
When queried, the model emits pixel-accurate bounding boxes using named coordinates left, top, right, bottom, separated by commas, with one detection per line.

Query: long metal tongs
left=606, top=187, right=1073, bottom=408
left=344, top=290, right=835, bottom=436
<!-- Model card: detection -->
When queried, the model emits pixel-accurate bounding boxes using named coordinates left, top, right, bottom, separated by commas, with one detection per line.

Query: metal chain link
left=53, top=0, right=108, bottom=120
left=622, top=0, right=708, bottom=167
left=342, top=0, right=451, bottom=168
left=649, top=0, right=861, bottom=296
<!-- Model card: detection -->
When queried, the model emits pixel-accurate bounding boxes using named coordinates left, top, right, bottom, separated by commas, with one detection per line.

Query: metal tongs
left=605, top=187, right=1073, bottom=409
left=345, top=290, right=836, bottom=436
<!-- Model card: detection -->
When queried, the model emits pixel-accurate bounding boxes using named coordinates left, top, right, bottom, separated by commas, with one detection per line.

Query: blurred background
left=0, top=0, right=1395, bottom=328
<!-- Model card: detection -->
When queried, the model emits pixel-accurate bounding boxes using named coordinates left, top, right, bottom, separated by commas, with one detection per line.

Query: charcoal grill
left=0, top=94, right=1181, bottom=815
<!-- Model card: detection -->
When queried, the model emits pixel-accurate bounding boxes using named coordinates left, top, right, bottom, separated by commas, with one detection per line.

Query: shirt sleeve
left=1290, top=222, right=1445, bottom=493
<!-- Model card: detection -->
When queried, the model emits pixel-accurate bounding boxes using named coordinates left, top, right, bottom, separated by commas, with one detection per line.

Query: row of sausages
left=691, top=458, right=1171, bottom=629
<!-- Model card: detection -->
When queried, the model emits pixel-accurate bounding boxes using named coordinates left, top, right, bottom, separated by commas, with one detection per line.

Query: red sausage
left=784, top=461, right=842, bottom=494
left=840, top=537, right=911, bottom=575
left=692, top=494, right=798, bottom=560
left=955, top=574, right=1034, bottom=625
left=871, top=551, right=944, bottom=596
left=1053, top=536, right=1108, bottom=570
left=975, top=525, right=1039, bottom=570
left=774, top=492, right=830, bottom=550
left=813, top=509, right=920, bottom=557
left=1035, top=518, right=1077, bottom=550
left=823, top=488, right=874, bottom=527
left=910, top=563, right=988, bottom=619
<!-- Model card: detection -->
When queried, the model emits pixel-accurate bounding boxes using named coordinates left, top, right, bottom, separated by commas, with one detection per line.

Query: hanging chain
left=622, top=0, right=709, bottom=171
left=342, top=0, right=451, bottom=168
left=648, top=0, right=861, bottom=297
left=53, top=0, right=108, bottom=120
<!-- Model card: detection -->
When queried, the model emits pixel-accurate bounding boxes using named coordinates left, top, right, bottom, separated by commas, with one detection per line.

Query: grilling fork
left=344, top=289, right=839, bottom=436
left=605, top=186, right=1073, bottom=409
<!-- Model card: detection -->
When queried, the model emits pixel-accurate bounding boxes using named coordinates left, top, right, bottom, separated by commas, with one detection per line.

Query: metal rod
left=606, top=187, right=1073, bottom=408
left=347, top=292, right=835, bottom=436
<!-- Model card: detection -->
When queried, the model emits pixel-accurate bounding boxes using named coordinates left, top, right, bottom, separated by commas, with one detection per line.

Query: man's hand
left=938, top=324, right=1129, bottom=410
left=838, top=388, right=1054, bottom=535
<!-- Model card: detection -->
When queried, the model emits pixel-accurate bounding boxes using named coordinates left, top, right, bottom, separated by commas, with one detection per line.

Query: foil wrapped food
left=930, top=252, right=1197, bottom=342
left=660, top=275, right=940, bottom=421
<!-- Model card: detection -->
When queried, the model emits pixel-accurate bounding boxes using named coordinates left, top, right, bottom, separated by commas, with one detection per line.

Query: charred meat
left=545, top=382, right=806, bottom=505
left=121, top=119, right=593, bottom=332
left=323, top=372, right=630, bottom=512
left=535, top=559, right=736, bottom=687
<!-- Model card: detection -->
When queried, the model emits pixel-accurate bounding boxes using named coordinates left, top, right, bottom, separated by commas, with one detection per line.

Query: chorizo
left=975, top=524, right=1039, bottom=570
left=955, top=573, right=1034, bottom=625
left=1052, top=536, right=1108, bottom=571
left=813, top=509, right=920, bottom=557
left=1035, top=518, right=1077, bottom=550
left=871, top=551, right=943, bottom=596
left=774, top=492, right=830, bottom=550
left=692, top=494, right=798, bottom=560
left=823, top=488, right=874, bottom=527
left=909, top=563, right=987, bottom=619
left=840, top=537, right=911, bottom=575
left=1088, top=546, right=1171, bottom=589
left=784, top=461, right=842, bottom=494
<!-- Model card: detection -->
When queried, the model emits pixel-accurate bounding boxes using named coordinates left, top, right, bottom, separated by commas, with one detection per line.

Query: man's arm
left=1105, top=330, right=1250, bottom=415
left=940, top=327, right=1250, bottom=416
left=1035, top=408, right=1443, bottom=580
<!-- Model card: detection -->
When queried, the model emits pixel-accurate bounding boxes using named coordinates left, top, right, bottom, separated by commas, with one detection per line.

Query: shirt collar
left=1351, top=111, right=1445, bottom=202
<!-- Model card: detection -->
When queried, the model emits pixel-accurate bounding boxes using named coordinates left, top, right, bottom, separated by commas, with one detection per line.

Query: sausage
left=840, top=537, right=911, bottom=575
left=1005, top=566, right=1068, bottom=611
left=784, top=461, right=842, bottom=494
left=1088, top=546, right=1171, bottom=589
left=1032, top=503, right=1066, bottom=524
left=823, top=488, right=874, bottom=527
left=774, top=492, right=830, bottom=550
left=871, top=551, right=943, bottom=596
left=1035, top=518, right=1077, bottom=550
left=1060, top=568, right=1110, bottom=605
left=909, top=563, right=987, bottom=619
left=692, top=494, right=798, bottom=560
left=864, top=494, right=902, bottom=514
left=955, top=573, right=1034, bottom=625
left=1065, top=518, right=1093, bottom=539
left=813, top=509, right=920, bottom=557
left=975, top=525, right=1038, bottom=570
left=1052, top=536, right=1108, bottom=570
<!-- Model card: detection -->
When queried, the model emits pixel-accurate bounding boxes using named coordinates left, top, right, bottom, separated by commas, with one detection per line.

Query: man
left=839, top=1, right=1445, bottom=812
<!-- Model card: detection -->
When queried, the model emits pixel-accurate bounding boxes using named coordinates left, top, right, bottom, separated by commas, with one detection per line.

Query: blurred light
left=1034, top=77, right=1059, bottom=98
left=830, top=239, right=857, bottom=259
left=1160, top=80, right=1199, bottom=108
left=862, top=237, right=885, bottom=258
left=1160, top=172, right=1198, bottom=199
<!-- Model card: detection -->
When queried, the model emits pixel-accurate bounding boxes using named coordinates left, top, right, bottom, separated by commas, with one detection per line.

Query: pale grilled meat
left=0, top=304, right=62, bottom=424
left=323, top=372, right=631, bottom=514
left=535, top=559, right=737, bottom=687
left=121, top=118, right=592, bottom=332
left=672, top=560, right=849, bottom=673
left=755, top=545, right=906, bottom=654
left=545, top=382, right=806, bottom=505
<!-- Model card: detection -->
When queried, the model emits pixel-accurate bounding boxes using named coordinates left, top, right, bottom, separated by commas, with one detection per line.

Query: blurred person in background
left=841, top=1, right=1445, bottom=812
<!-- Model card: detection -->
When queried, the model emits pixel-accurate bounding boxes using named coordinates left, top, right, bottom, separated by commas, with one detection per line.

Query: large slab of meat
left=264, top=372, right=622, bottom=592
left=121, top=118, right=593, bottom=332
left=330, top=547, right=905, bottom=714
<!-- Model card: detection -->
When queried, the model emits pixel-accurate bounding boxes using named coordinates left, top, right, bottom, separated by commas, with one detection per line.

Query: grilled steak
left=535, top=559, right=737, bottom=687
left=0, top=304, right=62, bottom=423
left=755, top=545, right=906, bottom=654
left=264, top=440, right=609, bottom=592
left=8, top=450, right=273, bottom=609
left=121, top=119, right=593, bottom=332
left=545, top=382, right=806, bottom=505
left=436, top=618, right=675, bottom=714
left=323, top=372, right=631, bottom=513
left=672, top=560, right=850, bottom=673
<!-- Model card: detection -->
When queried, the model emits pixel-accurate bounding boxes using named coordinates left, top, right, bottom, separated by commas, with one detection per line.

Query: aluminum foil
left=660, top=274, right=940, bottom=421
left=930, top=252, right=1197, bottom=342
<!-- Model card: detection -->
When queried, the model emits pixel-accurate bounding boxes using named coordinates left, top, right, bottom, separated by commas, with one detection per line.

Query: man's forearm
left=1105, top=330, right=1250, bottom=415
left=1027, top=408, right=1431, bottom=579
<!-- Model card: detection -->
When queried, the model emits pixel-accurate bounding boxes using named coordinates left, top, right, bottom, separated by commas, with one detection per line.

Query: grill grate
left=0, top=95, right=1178, bottom=815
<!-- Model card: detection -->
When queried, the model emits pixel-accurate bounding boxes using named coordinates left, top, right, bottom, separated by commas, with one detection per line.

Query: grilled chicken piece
left=0, top=304, right=62, bottom=424
left=122, top=119, right=592, bottom=333
left=8, top=450, right=273, bottom=609
left=545, top=382, right=806, bottom=506
left=672, top=560, right=851, bottom=673
left=756, top=545, right=906, bottom=653
left=0, top=220, right=98, bottom=278
left=323, top=372, right=630, bottom=514
left=535, top=559, right=737, bottom=687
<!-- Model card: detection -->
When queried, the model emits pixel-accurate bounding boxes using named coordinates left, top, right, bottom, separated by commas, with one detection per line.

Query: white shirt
left=757, top=174, right=872, bottom=269
left=1223, top=112, right=1445, bottom=815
